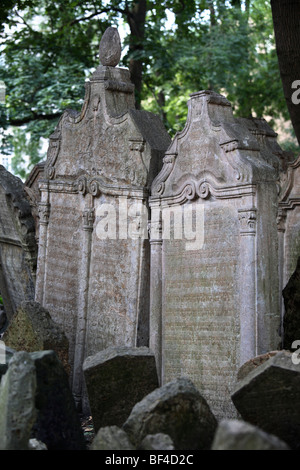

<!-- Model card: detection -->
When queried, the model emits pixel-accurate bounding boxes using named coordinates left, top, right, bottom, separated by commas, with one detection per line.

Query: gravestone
left=123, top=376, right=217, bottom=450
left=83, top=346, right=159, bottom=432
left=25, top=162, right=45, bottom=244
left=31, top=350, right=86, bottom=450
left=149, top=91, right=282, bottom=419
left=277, top=155, right=300, bottom=339
left=211, top=419, right=290, bottom=450
left=35, top=28, right=170, bottom=407
left=0, top=166, right=37, bottom=321
left=231, top=350, right=300, bottom=449
left=3, top=300, right=70, bottom=375
left=282, top=257, right=300, bottom=349
left=0, top=351, right=37, bottom=450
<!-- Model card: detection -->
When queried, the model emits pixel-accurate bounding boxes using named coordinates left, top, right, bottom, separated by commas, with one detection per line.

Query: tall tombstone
left=0, top=166, right=37, bottom=321
left=277, top=154, right=300, bottom=337
left=35, top=28, right=170, bottom=406
left=149, top=90, right=281, bottom=419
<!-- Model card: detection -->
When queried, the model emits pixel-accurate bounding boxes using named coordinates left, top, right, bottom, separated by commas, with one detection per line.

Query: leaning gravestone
left=0, top=351, right=36, bottom=450
left=282, top=256, right=300, bottom=350
left=277, top=154, right=300, bottom=333
left=35, top=27, right=170, bottom=408
left=3, top=300, right=70, bottom=375
left=0, top=166, right=37, bottom=321
left=231, top=350, right=300, bottom=449
left=83, top=346, right=159, bottom=432
left=31, top=350, right=86, bottom=450
left=123, top=376, right=217, bottom=450
left=149, top=91, right=282, bottom=419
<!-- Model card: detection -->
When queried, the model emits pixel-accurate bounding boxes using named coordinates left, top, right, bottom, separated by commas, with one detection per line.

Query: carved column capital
left=277, top=208, right=287, bottom=233
left=148, top=220, right=163, bottom=245
left=38, top=202, right=50, bottom=226
left=83, top=208, right=95, bottom=231
left=238, top=208, right=257, bottom=236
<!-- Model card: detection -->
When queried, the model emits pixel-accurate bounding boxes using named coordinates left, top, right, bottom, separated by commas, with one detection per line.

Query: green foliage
left=0, top=0, right=298, bottom=178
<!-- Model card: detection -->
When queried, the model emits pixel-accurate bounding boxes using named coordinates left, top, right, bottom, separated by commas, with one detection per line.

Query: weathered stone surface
left=282, top=257, right=300, bottom=350
left=237, top=351, right=279, bottom=381
left=28, top=438, right=48, bottom=450
left=123, top=377, right=217, bottom=450
left=24, top=161, right=45, bottom=243
left=231, top=350, right=300, bottom=449
left=211, top=419, right=290, bottom=450
left=99, top=27, right=121, bottom=67
left=35, top=28, right=170, bottom=409
left=149, top=91, right=282, bottom=419
left=139, top=433, right=175, bottom=450
left=3, top=301, right=70, bottom=375
left=83, top=346, right=159, bottom=432
left=278, top=155, right=300, bottom=340
left=0, top=345, right=15, bottom=380
left=0, top=351, right=36, bottom=450
left=0, top=166, right=37, bottom=321
left=91, top=426, right=135, bottom=450
left=30, top=350, right=86, bottom=450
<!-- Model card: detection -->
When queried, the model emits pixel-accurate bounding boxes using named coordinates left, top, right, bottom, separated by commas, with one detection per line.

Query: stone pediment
left=44, top=63, right=170, bottom=192
left=278, top=154, right=300, bottom=210
left=151, top=90, right=280, bottom=201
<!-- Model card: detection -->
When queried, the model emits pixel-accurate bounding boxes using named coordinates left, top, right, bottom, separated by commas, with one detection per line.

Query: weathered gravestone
left=91, top=426, right=135, bottom=451
left=31, top=350, right=86, bottom=450
left=3, top=300, right=70, bottom=375
left=211, top=419, right=290, bottom=450
left=149, top=91, right=282, bottom=419
left=231, top=350, right=300, bottom=449
left=34, top=27, right=171, bottom=407
left=83, top=346, right=159, bottom=432
left=277, top=155, right=300, bottom=338
left=0, top=165, right=37, bottom=321
left=123, top=376, right=217, bottom=450
left=282, top=257, right=300, bottom=350
left=0, top=351, right=37, bottom=450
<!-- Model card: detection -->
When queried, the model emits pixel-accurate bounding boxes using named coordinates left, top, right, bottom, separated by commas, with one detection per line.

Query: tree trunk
left=127, top=0, right=147, bottom=109
left=271, top=0, right=300, bottom=146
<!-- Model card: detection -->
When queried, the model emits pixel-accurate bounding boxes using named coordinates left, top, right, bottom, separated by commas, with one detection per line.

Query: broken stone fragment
left=83, top=346, right=159, bottom=432
left=91, top=425, right=135, bottom=450
left=231, top=350, right=300, bottom=449
left=99, top=27, right=121, bottom=67
left=123, top=376, right=217, bottom=450
left=236, top=351, right=279, bottom=381
left=282, top=256, right=300, bottom=350
left=211, top=419, right=290, bottom=450
left=138, top=433, right=175, bottom=450
left=28, top=438, right=48, bottom=450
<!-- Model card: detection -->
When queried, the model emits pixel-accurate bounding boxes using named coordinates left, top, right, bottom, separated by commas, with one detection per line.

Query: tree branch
left=9, top=112, right=61, bottom=126
left=59, top=6, right=132, bottom=30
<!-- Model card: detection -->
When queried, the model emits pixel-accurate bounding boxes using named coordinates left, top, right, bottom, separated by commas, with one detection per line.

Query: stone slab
left=83, top=346, right=159, bottom=432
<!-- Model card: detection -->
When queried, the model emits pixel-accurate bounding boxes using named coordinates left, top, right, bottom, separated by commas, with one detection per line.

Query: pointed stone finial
left=99, top=27, right=122, bottom=67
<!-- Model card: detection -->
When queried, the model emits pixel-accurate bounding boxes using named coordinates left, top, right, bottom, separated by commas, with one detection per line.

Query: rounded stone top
left=99, top=27, right=122, bottom=67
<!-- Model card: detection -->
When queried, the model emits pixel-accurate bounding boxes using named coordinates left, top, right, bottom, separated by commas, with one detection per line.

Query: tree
left=271, top=0, right=300, bottom=146
left=0, top=0, right=298, bottom=178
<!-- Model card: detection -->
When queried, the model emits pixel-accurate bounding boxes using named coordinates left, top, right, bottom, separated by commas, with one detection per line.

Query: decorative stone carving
left=277, top=154, right=300, bottom=338
left=35, top=28, right=171, bottom=410
left=99, top=27, right=122, bottom=67
left=0, top=166, right=37, bottom=321
left=149, top=90, right=282, bottom=420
